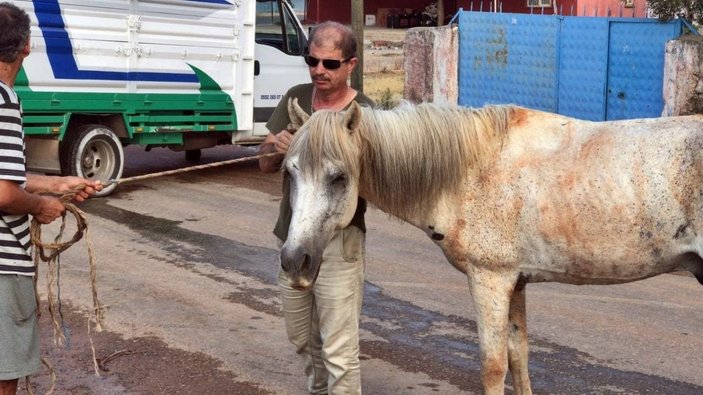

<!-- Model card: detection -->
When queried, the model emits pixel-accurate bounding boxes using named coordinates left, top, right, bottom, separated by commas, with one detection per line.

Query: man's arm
left=0, top=180, right=65, bottom=224
left=0, top=175, right=103, bottom=224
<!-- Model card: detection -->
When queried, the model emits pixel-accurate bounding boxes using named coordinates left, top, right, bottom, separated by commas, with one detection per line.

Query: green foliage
left=377, top=88, right=397, bottom=110
left=647, top=0, right=703, bottom=24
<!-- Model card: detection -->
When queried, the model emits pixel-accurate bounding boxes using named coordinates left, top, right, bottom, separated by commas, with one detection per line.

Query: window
left=527, top=0, right=552, bottom=6
left=255, top=0, right=305, bottom=56
left=283, top=4, right=302, bottom=54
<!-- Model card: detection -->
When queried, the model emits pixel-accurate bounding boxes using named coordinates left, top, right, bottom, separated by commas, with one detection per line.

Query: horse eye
left=331, top=173, right=346, bottom=184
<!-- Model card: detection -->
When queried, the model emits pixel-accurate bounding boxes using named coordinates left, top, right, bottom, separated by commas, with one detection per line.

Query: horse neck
left=354, top=110, right=449, bottom=225
left=355, top=104, right=511, bottom=225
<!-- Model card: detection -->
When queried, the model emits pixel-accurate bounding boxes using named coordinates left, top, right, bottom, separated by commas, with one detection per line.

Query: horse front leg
left=507, top=281, right=532, bottom=394
left=467, top=267, right=518, bottom=395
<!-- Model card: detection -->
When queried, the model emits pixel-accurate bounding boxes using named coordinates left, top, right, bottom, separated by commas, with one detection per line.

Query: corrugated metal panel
left=606, top=20, right=683, bottom=120
left=458, top=11, right=684, bottom=120
left=458, top=12, right=560, bottom=111
left=557, top=17, right=609, bottom=120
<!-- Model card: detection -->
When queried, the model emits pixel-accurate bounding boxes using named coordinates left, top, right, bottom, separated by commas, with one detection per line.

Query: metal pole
left=351, top=0, right=364, bottom=91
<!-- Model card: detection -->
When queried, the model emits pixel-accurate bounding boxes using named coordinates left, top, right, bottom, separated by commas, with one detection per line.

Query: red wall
left=304, top=0, right=645, bottom=25
left=306, top=0, right=453, bottom=24
left=453, top=0, right=645, bottom=17
left=576, top=0, right=647, bottom=17
left=455, top=0, right=578, bottom=15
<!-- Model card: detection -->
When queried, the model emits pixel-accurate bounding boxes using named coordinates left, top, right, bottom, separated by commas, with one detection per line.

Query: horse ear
left=288, top=98, right=310, bottom=129
left=343, top=101, right=362, bottom=131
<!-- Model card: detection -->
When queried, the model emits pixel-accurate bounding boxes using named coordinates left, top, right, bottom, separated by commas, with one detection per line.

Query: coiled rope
left=27, top=188, right=103, bottom=395
left=24, top=151, right=280, bottom=394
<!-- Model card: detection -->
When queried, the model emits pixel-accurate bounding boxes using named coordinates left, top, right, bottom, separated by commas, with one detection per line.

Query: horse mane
left=288, top=102, right=516, bottom=219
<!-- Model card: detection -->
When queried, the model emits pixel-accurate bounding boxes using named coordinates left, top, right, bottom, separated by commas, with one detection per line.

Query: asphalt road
left=29, top=145, right=703, bottom=394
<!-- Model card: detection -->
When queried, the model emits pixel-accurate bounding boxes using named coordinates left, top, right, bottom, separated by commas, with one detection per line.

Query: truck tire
left=185, top=149, right=202, bottom=162
left=60, top=124, right=124, bottom=197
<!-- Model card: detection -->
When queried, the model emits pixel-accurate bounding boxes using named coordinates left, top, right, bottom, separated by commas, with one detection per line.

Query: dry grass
left=363, top=70, right=405, bottom=108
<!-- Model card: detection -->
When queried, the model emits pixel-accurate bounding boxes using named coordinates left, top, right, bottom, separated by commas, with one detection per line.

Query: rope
left=28, top=188, right=104, bottom=394
left=25, top=358, right=56, bottom=395
left=106, top=151, right=281, bottom=187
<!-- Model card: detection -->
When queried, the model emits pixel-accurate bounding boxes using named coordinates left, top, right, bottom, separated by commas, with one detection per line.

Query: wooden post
left=351, top=0, right=364, bottom=91
left=437, top=0, right=445, bottom=25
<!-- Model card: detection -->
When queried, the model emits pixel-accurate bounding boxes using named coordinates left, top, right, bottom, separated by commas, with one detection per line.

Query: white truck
left=15, top=0, right=310, bottom=194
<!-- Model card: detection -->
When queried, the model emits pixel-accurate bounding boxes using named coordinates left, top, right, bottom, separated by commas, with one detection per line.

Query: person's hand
left=274, top=129, right=295, bottom=154
left=56, top=176, right=103, bottom=202
left=32, top=195, right=66, bottom=224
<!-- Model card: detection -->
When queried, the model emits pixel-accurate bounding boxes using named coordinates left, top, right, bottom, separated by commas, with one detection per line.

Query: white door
left=253, top=0, right=309, bottom=136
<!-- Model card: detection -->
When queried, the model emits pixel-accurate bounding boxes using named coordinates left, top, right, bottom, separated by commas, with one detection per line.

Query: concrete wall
left=663, top=35, right=703, bottom=116
left=403, top=26, right=458, bottom=105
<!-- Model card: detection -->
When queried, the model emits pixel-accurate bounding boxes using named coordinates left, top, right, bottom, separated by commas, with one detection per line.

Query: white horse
left=279, top=98, right=703, bottom=394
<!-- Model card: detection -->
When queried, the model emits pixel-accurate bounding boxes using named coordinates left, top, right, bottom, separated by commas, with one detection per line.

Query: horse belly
left=518, top=239, right=692, bottom=285
left=523, top=173, right=702, bottom=284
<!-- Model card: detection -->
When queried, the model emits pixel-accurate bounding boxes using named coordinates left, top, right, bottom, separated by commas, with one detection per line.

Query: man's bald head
left=308, top=21, right=356, bottom=60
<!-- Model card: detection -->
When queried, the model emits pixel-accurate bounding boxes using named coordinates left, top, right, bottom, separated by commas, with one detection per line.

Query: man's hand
left=56, top=176, right=103, bottom=202
left=27, top=174, right=102, bottom=202
left=32, top=195, right=66, bottom=224
left=273, top=130, right=295, bottom=154
left=259, top=130, right=296, bottom=173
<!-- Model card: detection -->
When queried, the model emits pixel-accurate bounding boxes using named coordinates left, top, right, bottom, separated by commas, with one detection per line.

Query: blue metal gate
left=457, top=12, right=685, bottom=120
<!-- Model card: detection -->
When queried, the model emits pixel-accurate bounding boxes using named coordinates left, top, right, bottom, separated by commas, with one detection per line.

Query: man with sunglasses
left=259, top=21, right=374, bottom=395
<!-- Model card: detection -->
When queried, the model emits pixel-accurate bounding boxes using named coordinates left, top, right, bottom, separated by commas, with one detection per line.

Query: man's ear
left=20, top=38, right=30, bottom=57
left=343, top=101, right=362, bottom=132
left=346, top=57, right=358, bottom=71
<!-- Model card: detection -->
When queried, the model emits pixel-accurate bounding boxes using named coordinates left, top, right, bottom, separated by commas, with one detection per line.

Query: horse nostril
left=280, top=259, right=290, bottom=272
left=280, top=250, right=310, bottom=274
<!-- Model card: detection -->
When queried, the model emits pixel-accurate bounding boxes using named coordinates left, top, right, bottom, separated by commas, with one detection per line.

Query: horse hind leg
left=508, top=281, right=532, bottom=395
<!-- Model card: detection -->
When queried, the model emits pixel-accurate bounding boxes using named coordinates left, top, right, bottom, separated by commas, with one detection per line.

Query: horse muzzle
left=280, top=244, right=322, bottom=290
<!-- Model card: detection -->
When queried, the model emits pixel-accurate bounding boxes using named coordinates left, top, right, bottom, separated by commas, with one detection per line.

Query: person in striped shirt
left=0, top=3, right=102, bottom=394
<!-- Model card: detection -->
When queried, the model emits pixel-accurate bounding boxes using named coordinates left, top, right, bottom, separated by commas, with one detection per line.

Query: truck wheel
left=60, top=124, right=124, bottom=197
left=185, top=149, right=202, bottom=162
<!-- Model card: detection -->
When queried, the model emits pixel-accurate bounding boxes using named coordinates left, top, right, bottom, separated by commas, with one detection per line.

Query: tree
left=647, top=0, right=703, bottom=24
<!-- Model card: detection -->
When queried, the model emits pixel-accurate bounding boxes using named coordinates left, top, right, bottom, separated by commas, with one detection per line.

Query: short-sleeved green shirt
left=267, top=83, right=375, bottom=242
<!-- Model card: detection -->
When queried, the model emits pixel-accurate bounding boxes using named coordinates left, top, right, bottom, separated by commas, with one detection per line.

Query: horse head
left=279, top=99, right=364, bottom=289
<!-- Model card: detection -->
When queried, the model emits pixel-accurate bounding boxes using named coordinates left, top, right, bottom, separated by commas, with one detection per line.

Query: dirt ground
left=17, top=151, right=703, bottom=395
left=22, top=303, right=267, bottom=395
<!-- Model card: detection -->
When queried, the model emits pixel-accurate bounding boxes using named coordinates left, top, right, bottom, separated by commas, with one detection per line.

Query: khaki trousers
left=278, top=226, right=365, bottom=395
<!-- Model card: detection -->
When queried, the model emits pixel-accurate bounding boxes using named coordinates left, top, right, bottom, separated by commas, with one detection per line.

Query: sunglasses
left=304, top=55, right=353, bottom=70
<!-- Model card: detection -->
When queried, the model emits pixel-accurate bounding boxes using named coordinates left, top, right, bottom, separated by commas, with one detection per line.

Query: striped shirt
left=0, top=81, right=32, bottom=276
